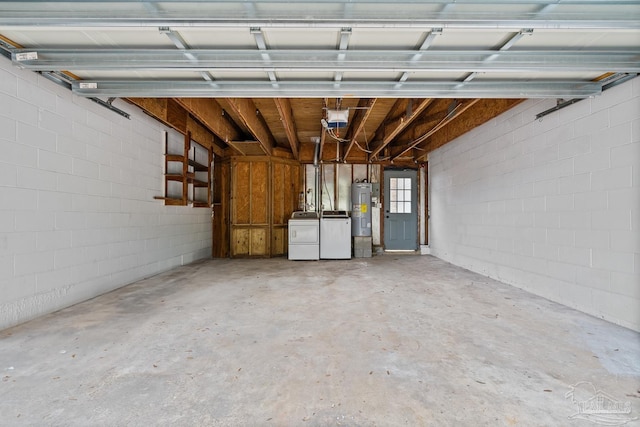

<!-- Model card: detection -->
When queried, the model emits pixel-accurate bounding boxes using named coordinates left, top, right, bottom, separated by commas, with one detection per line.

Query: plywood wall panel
left=233, top=162, right=251, bottom=224
left=250, top=228, right=268, bottom=256
left=232, top=227, right=250, bottom=257
left=271, top=226, right=286, bottom=256
left=229, top=157, right=301, bottom=258
left=250, top=161, right=269, bottom=225
left=283, top=163, right=293, bottom=220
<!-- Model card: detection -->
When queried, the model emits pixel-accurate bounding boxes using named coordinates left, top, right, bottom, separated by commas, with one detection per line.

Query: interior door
left=384, top=169, right=418, bottom=251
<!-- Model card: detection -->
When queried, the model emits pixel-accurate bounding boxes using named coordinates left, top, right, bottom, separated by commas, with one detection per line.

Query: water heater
left=351, top=183, right=372, bottom=236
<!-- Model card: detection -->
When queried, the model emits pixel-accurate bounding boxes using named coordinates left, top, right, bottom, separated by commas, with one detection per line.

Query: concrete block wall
left=0, top=58, right=211, bottom=330
left=429, top=77, right=640, bottom=331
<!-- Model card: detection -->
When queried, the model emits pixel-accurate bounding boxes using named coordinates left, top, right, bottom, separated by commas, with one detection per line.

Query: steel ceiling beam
left=397, top=28, right=442, bottom=85
left=250, top=27, right=277, bottom=84
left=158, top=27, right=216, bottom=83
left=0, top=1, right=638, bottom=29
left=13, top=49, right=640, bottom=73
left=70, top=79, right=604, bottom=99
left=458, top=29, right=533, bottom=84
left=334, top=28, right=352, bottom=84
left=6, top=0, right=639, bottom=3
left=0, top=18, right=634, bottom=30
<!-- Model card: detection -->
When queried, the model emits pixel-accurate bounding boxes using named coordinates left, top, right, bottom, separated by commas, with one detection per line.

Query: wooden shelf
left=188, top=159, right=208, bottom=171
left=192, top=180, right=209, bottom=187
left=166, top=174, right=185, bottom=182
left=166, top=154, right=185, bottom=163
left=159, top=131, right=212, bottom=208
left=185, top=172, right=208, bottom=187
left=160, top=197, right=186, bottom=206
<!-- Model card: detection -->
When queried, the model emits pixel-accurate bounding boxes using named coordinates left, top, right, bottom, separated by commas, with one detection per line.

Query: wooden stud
left=182, top=132, right=190, bottom=205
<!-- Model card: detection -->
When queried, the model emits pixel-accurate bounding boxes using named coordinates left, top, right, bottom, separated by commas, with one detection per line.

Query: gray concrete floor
left=1, top=255, right=639, bottom=426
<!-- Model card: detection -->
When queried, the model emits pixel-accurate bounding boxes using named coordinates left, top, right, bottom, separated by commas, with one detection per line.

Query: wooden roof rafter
left=392, top=98, right=481, bottom=161
left=369, top=98, right=434, bottom=161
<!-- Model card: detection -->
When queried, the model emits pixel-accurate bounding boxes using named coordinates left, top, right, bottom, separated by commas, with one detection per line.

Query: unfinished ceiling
left=1, top=1, right=638, bottom=163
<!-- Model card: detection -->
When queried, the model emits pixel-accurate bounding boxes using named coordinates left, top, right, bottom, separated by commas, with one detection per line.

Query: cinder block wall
left=429, top=77, right=639, bottom=331
left=0, top=58, right=211, bottom=330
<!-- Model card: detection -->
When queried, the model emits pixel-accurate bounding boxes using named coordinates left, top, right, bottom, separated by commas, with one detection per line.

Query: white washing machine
left=320, top=210, right=352, bottom=259
left=288, top=211, right=320, bottom=260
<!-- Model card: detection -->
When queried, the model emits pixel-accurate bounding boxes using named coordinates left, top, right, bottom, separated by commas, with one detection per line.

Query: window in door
left=389, top=177, right=412, bottom=214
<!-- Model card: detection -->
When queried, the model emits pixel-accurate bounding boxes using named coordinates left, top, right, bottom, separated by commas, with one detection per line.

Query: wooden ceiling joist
left=369, top=98, right=434, bottom=161
left=417, top=98, right=525, bottom=160
left=223, top=98, right=275, bottom=156
left=392, top=98, right=481, bottom=161
left=174, top=98, right=242, bottom=145
left=343, top=98, right=376, bottom=161
left=127, top=97, right=223, bottom=157
left=273, top=98, right=300, bottom=160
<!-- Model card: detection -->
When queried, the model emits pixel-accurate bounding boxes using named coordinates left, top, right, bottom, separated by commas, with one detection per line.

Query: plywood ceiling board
left=255, top=98, right=288, bottom=147
left=291, top=99, right=325, bottom=144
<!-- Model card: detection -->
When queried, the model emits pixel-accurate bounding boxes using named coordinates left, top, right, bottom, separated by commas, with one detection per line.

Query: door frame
left=383, top=168, right=419, bottom=251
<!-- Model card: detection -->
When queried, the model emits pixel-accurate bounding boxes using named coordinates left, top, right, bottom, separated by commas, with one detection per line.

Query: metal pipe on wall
left=313, top=140, right=321, bottom=212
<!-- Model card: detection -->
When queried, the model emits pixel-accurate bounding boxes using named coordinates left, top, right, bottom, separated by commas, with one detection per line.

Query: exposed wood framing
left=182, top=131, right=190, bottom=205
left=369, top=98, right=434, bottom=161
left=126, top=97, right=223, bottom=156
left=166, top=98, right=187, bottom=132
left=417, top=98, right=524, bottom=160
left=174, top=98, right=242, bottom=146
left=343, top=98, right=376, bottom=161
left=224, top=98, right=274, bottom=156
left=187, top=116, right=222, bottom=156
left=392, top=98, right=481, bottom=161
left=273, top=98, right=300, bottom=160
left=227, top=140, right=267, bottom=156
